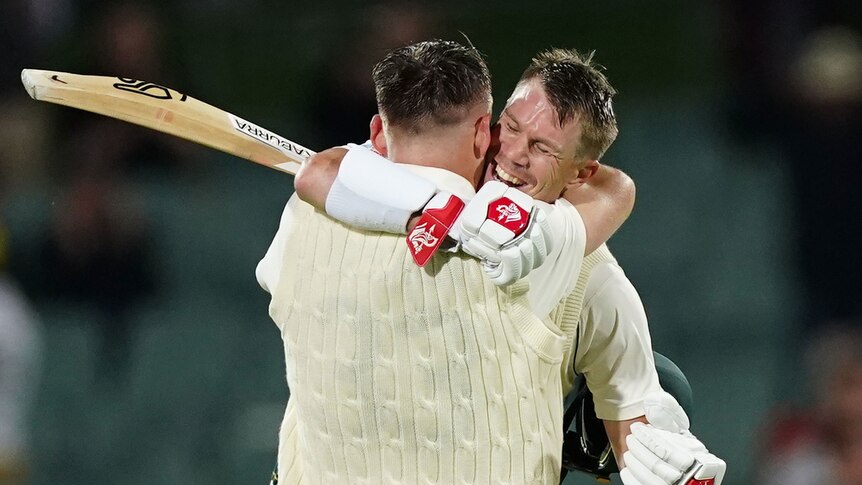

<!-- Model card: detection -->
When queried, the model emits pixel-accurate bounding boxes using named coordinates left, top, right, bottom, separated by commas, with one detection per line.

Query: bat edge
left=20, top=69, right=39, bottom=100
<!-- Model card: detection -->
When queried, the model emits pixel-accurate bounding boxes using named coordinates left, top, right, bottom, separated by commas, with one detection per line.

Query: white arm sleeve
left=526, top=198, right=587, bottom=317
left=575, top=262, right=662, bottom=421
left=324, top=144, right=438, bottom=233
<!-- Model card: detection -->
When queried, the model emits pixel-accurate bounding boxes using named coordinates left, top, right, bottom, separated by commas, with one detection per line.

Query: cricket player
left=257, top=39, right=638, bottom=484
left=290, top=48, right=726, bottom=485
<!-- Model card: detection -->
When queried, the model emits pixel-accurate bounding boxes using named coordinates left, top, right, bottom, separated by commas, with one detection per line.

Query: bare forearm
left=293, top=147, right=348, bottom=211
left=564, top=164, right=635, bottom=254
left=603, top=415, right=648, bottom=469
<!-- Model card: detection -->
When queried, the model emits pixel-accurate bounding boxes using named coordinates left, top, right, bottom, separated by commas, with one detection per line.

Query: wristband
left=324, top=145, right=438, bottom=233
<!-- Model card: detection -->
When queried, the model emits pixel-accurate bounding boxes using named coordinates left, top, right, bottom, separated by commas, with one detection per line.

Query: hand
left=457, top=181, right=553, bottom=286
left=620, top=392, right=726, bottom=485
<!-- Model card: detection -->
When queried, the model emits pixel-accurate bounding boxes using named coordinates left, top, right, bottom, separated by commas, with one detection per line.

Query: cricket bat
left=20, top=69, right=314, bottom=175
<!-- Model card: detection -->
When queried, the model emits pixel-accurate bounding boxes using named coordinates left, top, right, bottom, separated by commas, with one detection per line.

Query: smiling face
left=484, top=78, right=587, bottom=202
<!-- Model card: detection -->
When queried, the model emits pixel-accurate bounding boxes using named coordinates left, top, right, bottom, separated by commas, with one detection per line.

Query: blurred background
left=1, top=0, right=861, bottom=483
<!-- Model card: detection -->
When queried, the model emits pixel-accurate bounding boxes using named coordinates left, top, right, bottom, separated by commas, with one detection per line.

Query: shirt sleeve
left=574, top=261, right=662, bottom=421
left=526, top=198, right=587, bottom=317
left=256, top=194, right=300, bottom=295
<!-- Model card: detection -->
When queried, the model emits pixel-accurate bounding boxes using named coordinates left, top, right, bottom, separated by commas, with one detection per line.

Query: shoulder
left=583, top=258, right=637, bottom=311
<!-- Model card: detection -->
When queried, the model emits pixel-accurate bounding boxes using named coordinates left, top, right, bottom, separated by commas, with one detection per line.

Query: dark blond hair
left=519, top=48, right=618, bottom=160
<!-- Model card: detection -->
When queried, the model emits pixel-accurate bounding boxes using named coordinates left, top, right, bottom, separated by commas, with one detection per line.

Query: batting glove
left=620, top=392, right=726, bottom=485
left=457, top=181, right=553, bottom=286
left=406, top=192, right=465, bottom=266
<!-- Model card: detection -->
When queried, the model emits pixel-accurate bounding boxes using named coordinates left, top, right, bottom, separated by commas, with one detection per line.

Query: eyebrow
left=502, top=108, right=563, bottom=153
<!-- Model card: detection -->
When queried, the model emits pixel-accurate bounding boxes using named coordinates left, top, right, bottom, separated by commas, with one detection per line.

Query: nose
left=500, top=134, right=529, bottom=168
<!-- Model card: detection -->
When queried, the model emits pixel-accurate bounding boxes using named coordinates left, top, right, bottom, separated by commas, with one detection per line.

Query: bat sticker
left=229, top=114, right=310, bottom=159
left=113, top=78, right=188, bottom=102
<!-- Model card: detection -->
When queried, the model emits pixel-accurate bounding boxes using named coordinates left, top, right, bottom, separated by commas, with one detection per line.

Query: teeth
left=495, top=165, right=524, bottom=185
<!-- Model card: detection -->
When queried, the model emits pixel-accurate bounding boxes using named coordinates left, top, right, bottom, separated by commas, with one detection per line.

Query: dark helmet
left=560, top=352, right=693, bottom=481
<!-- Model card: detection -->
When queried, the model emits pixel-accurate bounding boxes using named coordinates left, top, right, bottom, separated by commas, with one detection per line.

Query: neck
left=387, top=133, right=483, bottom=189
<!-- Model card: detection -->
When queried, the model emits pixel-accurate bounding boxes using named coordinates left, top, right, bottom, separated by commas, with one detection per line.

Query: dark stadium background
left=2, top=1, right=861, bottom=483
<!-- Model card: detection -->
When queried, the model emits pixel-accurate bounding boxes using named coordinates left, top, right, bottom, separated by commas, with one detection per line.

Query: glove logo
left=688, top=480, right=715, bottom=485
left=488, top=197, right=529, bottom=236
left=406, top=194, right=464, bottom=267
left=408, top=222, right=440, bottom=253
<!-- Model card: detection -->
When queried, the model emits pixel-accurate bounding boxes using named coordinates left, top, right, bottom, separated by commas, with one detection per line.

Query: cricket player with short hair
left=288, top=46, right=726, bottom=485
left=258, top=38, right=633, bottom=484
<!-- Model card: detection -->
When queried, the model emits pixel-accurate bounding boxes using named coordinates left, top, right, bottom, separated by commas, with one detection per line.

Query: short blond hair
left=519, top=48, right=618, bottom=160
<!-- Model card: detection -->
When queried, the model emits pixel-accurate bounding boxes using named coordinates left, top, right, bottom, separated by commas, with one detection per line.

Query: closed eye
left=501, top=111, right=520, bottom=133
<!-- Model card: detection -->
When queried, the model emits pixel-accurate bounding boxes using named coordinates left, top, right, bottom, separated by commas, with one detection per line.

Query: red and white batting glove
left=406, top=192, right=465, bottom=266
left=620, top=392, right=726, bottom=485
left=456, top=181, right=553, bottom=286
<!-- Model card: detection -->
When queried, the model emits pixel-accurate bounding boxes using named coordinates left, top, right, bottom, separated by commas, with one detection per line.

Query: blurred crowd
left=0, top=0, right=860, bottom=483
left=721, top=0, right=862, bottom=483
left=757, top=327, right=862, bottom=484
left=722, top=0, right=862, bottom=335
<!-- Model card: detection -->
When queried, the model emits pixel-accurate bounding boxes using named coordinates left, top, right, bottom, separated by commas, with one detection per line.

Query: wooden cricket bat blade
left=20, top=68, right=313, bottom=175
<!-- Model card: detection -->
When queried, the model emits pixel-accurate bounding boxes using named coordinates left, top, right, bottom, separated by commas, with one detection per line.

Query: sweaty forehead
left=505, top=79, right=551, bottom=116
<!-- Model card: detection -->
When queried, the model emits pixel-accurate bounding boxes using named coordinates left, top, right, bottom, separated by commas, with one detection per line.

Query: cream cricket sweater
left=268, top=197, right=569, bottom=485
left=550, top=245, right=617, bottom=398
left=550, top=245, right=662, bottom=421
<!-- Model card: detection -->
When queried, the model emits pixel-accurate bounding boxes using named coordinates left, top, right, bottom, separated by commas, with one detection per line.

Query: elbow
left=619, top=170, right=636, bottom=219
left=602, top=164, right=636, bottom=221
left=292, top=155, right=318, bottom=202
left=293, top=148, right=345, bottom=207
left=293, top=151, right=329, bottom=201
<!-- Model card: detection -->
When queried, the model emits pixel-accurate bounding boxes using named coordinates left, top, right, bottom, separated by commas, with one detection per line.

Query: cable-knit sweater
left=269, top=198, right=569, bottom=485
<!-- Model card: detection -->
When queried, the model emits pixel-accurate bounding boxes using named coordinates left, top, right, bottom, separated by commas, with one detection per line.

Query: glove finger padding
left=630, top=423, right=697, bottom=472
left=457, top=181, right=552, bottom=286
left=619, top=468, right=646, bottom=485
left=527, top=209, right=551, bottom=267
left=626, top=433, right=685, bottom=482
left=486, top=244, right=526, bottom=286
left=621, top=456, right=670, bottom=485
left=462, top=237, right=503, bottom=264
left=627, top=423, right=725, bottom=485
left=476, top=217, right=520, bottom=249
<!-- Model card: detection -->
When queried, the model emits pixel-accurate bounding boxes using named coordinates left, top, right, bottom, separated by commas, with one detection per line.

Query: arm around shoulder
left=298, top=143, right=439, bottom=234
left=564, top=164, right=635, bottom=255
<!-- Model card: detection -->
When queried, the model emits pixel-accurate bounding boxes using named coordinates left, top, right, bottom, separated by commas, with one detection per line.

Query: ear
left=567, top=159, right=600, bottom=188
left=473, top=114, right=492, bottom=160
left=370, top=114, right=388, bottom=157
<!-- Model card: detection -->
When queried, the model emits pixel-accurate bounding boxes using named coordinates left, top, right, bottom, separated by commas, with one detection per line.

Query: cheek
left=538, top=163, right=561, bottom=184
left=556, top=162, right=579, bottom=185
left=530, top=165, right=552, bottom=187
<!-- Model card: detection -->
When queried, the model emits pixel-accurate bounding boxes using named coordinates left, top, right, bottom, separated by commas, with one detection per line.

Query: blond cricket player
left=286, top=47, right=726, bottom=485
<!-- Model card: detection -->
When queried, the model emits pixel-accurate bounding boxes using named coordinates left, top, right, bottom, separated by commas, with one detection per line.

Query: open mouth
left=492, top=162, right=526, bottom=187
